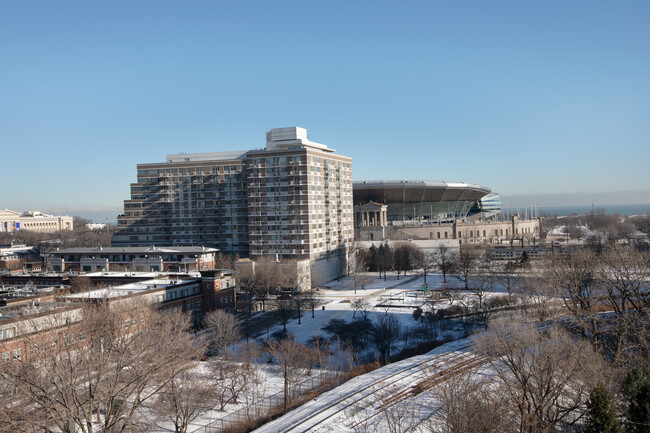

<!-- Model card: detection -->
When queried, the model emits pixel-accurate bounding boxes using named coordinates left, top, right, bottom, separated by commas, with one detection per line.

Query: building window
left=13, top=349, right=21, bottom=360
left=1, top=328, right=15, bottom=340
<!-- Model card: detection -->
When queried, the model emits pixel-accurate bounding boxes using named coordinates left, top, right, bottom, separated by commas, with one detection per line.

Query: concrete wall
left=356, top=216, right=541, bottom=246
left=235, top=259, right=313, bottom=290
left=310, top=253, right=345, bottom=287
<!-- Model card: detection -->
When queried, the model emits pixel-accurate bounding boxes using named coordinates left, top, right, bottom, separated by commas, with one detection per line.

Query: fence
left=196, top=368, right=339, bottom=433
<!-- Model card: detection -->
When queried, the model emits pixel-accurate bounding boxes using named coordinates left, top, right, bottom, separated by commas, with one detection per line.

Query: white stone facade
left=0, top=209, right=73, bottom=233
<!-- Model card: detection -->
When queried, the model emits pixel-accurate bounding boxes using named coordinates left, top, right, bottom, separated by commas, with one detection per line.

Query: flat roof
left=82, top=271, right=161, bottom=278
left=65, top=278, right=195, bottom=299
left=52, top=246, right=218, bottom=255
left=165, top=150, right=248, bottom=163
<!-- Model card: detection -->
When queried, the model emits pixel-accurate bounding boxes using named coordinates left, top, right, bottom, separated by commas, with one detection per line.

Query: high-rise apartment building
left=112, top=127, right=354, bottom=260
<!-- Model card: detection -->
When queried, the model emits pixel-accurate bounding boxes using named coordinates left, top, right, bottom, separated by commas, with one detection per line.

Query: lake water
left=536, top=204, right=650, bottom=217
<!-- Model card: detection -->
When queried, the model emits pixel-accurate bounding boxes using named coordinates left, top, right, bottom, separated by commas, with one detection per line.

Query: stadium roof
left=353, top=180, right=491, bottom=204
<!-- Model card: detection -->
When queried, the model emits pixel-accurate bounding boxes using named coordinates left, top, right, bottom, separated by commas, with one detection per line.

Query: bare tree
left=212, top=362, right=249, bottom=411
left=306, top=335, right=333, bottom=383
left=254, top=259, right=284, bottom=312
left=0, top=300, right=200, bottom=433
left=522, top=267, right=562, bottom=322
left=454, top=248, right=479, bottom=289
left=239, top=351, right=267, bottom=420
left=467, top=272, right=493, bottom=327
left=352, top=297, right=371, bottom=319
left=425, top=367, right=509, bottom=433
left=598, top=247, right=650, bottom=369
left=479, top=253, right=499, bottom=293
left=435, top=244, right=457, bottom=284
left=152, top=370, right=218, bottom=433
left=500, top=260, right=521, bottom=304
left=303, top=284, right=326, bottom=319
left=267, top=336, right=317, bottom=410
left=378, top=296, right=392, bottom=316
left=419, top=251, right=436, bottom=284
left=213, top=252, right=236, bottom=271
left=372, top=314, right=401, bottom=363
left=349, top=248, right=371, bottom=294
left=271, top=295, right=294, bottom=332
left=476, top=323, right=606, bottom=433
left=237, top=265, right=260, bottom=341
left=292, top=291, right=308, bottom=325
left=543, top=249, right=601, bottom=344
left=203, top=309, right=241, bottom=358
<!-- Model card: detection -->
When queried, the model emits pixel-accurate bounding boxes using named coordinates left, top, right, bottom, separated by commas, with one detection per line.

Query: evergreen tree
left=622, top=369, right=650, bottom=433
left=368, top=244, right=378, bottom=272
left=376, top=242, right=393, bottom=281
left=584, top=382, right=620, bottom=433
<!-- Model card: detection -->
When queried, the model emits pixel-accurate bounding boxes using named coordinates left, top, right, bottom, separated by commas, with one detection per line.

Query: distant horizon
left=26, top=192, right=650, bottom=223
left=5, top=185, right=649, bottom=222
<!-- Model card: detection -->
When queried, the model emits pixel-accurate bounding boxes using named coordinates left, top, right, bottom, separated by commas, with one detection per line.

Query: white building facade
left=0, top=210, right=73, bottom=233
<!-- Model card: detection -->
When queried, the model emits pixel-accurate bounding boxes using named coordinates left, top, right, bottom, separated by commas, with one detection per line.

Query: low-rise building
left=0, top=243, right=42, bottom=273
left=48, top=246, right=219, bottom=273
left=0, top=270, right=235, bottom=362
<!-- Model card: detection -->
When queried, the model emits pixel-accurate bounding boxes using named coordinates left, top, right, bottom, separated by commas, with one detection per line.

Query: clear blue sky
left=2, top=1, right=649, bottom=218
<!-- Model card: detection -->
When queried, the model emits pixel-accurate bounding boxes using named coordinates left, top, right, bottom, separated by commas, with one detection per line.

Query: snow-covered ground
left=251, top=337, right=483, bottom=433
left=248, top=271, right=512, bottom=348
left=142, top=270, right=521, bottom=432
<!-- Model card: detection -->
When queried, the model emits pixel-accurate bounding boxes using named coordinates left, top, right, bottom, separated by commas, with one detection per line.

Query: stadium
left=352, top=180, right=540, bottom=245
left=353, top=180, right=502, bottom=224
